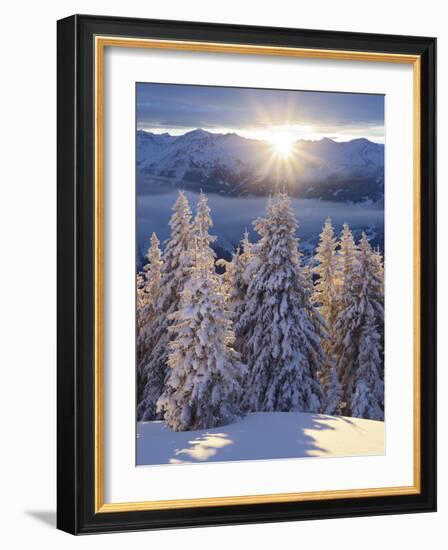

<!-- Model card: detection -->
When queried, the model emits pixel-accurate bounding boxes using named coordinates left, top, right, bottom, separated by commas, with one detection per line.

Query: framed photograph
left=57, top=14, right=436, bottom=534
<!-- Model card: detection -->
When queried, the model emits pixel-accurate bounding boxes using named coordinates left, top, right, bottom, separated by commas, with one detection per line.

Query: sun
left=269, top=132, right=296, bottom=157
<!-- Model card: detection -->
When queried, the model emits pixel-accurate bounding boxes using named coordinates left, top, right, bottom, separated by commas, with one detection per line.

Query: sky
left=136, top=82, right=385, bottom=143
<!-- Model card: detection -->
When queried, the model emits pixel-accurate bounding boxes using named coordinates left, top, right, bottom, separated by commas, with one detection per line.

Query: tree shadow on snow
left=137, top=412, right=343, bottom=465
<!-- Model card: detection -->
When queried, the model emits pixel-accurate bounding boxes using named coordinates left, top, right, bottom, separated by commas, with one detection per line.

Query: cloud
left=136, top=83, right=384, bottom=142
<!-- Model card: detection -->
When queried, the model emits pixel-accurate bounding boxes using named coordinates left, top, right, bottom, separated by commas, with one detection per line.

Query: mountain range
left=137, top=129, right=384, bottom=204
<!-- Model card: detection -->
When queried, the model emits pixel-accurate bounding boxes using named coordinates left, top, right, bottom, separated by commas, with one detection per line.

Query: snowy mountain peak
left=137, top=129, right=384, bottom=204
left=183, top=128, right=212, bottom=138
left=318, top=137, right=335, bottom=144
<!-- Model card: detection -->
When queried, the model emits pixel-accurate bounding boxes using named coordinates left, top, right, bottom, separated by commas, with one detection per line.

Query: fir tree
left=136, top=233, right=163, bottom=403
left=372, top=245, right=385, bottom=389
left=218, top=230, right=251, bottom=298
left=312, top=218, right=343, bottom=415
left=333, top=223, right=359, bottom=414
left=217, top=247, right=241, bottom=298
left=373, top=246, right=385, bottom=291
left=239, top=229, right=253, bottom=279
left=351, top=317, right=384, bottom=420
left=136, top=272, right=147, bottom=404
left=157, top=195, right=244, bottom=431
left=218, top=229, right=253, bottom=364
left=334, top=228, right=384, bottom=419
left=137, top=191, right=193, bottom=421
left=359, top=237, right=384, bottom=321
left=136, top=272, right=146, bottom=333
left=240, top=192, right=325, bottom=413
left=370, top=245, right=384, bottom=339
left=313, top=218, right=339, bottom=329
left=192, top=191, right=217, bottom=271
left=136, top=232, right=163, bottom=347
left=349, top=233, right=384, bottom=419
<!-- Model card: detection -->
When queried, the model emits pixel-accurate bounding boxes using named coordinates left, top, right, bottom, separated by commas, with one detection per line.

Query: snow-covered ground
left=136, top=412, right=384, bottom=466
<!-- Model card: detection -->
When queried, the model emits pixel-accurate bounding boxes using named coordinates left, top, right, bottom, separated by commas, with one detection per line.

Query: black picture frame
left=57, top=14, right=436, bottom=535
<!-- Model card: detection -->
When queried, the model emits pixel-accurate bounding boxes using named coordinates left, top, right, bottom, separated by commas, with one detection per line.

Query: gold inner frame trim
left=94, top=35, right=422, bottom=513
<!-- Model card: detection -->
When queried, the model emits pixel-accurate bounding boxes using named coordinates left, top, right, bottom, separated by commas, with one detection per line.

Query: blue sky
left=136, top=82, right=385, bottom=143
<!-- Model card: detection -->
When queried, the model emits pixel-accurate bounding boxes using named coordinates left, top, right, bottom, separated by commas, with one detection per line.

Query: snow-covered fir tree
left=351, top=316, right=384, bottom=420
left=239, top=229, right=253, bottom=277
left=136, top=272, right=146, bottom=404
left=240, top=192, right=325, bottom=413
left=334, top=228, right=384, bottom=418
left=218, top=229, right=254, bottom=364
left=136, top=272, right=146, bottom=331
left=372, top=245, right=385, bottom=390
left=136, top=233, right=163, bottom=402
left=312, top=218, right=343, bottom=415
left=137, top=191, right=193, bottom=421
left=312, top=218, right=339, bottom=330
left=136, top=233, right=163, bottom=346
left=349, top=233, right=384, bottom=419
left=332, top=223, right=359, bottom=414
left=217, top=247, right=240, bottom=297
left=218, top=230, right=250, bottom=296
left=192, top=191, right=217, bottom=271
left=373, top=246, right=384, bottom=290
left=157, top=194, right=244, bottom=431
